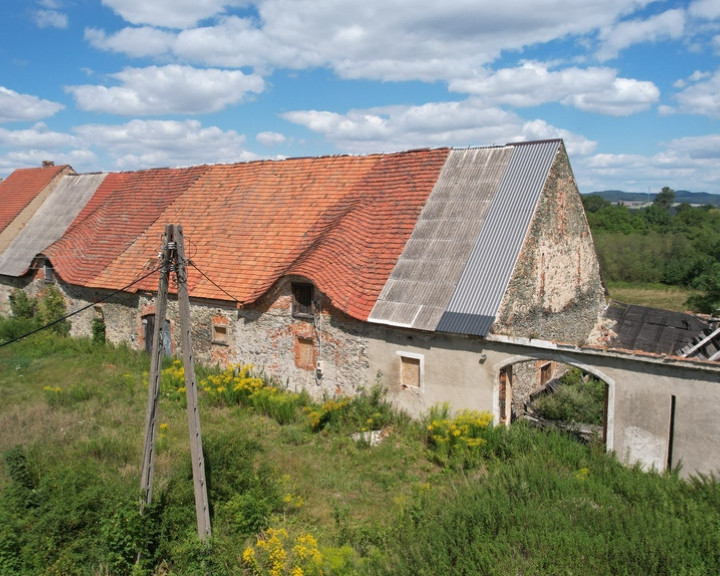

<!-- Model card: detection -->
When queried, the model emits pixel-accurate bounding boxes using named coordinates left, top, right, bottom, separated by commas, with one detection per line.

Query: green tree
left=653, top=186, right=675, bottom=211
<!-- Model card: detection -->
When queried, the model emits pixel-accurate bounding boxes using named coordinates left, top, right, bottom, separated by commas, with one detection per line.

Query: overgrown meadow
left=1, top=332, right=720, bottom=575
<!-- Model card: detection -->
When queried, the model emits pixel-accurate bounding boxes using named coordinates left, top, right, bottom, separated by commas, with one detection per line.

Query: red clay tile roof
left=0, top=164, right=71, bottom=232
left=45, top=166, right=211, bottom=286
left=83, top=149, right=450, bottom=321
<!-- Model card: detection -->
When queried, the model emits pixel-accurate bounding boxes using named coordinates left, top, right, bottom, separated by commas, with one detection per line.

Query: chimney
left=42, top=160, right=54, bottom=168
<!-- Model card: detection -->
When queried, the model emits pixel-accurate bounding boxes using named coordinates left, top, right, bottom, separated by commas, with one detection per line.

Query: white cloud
left=85, top=26, right=175, bottom=58
left=0, top=87, right=64, bottom=122
left=664, top=68, right=720, bottom=118
left=0, top=123, right=77, bottom=148
left=576, top=134, right=720, bottom=192
left=90, top=0, right=661, bottom=82
left=73, top=119, right=257, bottom=169
left=65, top=65, right=265, bottom=115
left=689, top=0, right=720, bottom=20
left=256, top=131, right=286, bottom=146
left=283, top=98, right=596, bottom=156
left=597, top=8, right=685, bottom=61
left=32, top=9, right=69, bottom=28
left=449, top=62, right=659, bottom=115
left=100, top=0, right=249, bottom=28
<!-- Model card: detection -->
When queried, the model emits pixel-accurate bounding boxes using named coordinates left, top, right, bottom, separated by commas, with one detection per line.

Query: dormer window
left=44, top=260, right=55, bottom=284
left=291, top=283, right=315, bottom=319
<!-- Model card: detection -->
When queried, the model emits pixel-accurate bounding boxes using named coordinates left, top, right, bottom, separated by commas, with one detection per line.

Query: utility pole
left=139, top=224, right=171, bottom=510
left=139, top=224, right=211, bottom=540
left=175, top=224, right=211, bottom=539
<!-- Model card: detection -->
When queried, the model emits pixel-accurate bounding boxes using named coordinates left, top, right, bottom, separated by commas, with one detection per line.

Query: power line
left=187, top=260, right=242, bottom=304
left=0, top=263, right=164, bottom=348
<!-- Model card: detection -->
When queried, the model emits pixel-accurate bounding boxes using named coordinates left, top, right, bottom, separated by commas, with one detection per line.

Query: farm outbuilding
left=0, top=139, right=718, bottom=478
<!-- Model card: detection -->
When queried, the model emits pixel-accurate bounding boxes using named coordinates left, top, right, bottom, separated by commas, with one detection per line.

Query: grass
left=605, top=281, right=699, bottom=311
left=1, top=332, right=720, bottom=575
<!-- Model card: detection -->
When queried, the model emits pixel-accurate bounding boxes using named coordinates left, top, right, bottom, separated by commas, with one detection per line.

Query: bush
left=531, top=368, right=606, bottom=426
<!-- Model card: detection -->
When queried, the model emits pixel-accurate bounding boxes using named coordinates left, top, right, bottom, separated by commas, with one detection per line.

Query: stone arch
left=493, top=353, right=616, bottom=451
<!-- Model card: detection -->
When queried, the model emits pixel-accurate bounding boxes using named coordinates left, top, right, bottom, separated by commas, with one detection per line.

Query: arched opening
left=496, top=356, right=614, bottom=447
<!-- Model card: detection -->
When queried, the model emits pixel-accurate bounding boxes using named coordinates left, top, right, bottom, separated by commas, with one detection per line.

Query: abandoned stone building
left=0, top=140, right=718, bottom=478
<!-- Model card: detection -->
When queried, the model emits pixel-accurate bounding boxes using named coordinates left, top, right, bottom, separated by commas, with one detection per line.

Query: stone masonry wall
left=6, top=273, right=376, bottom=400
left=493, top=143, right=606, bottom=345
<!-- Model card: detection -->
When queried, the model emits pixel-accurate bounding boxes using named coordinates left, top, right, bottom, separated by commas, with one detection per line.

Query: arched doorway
left=496, top=355, right=614, bottom=447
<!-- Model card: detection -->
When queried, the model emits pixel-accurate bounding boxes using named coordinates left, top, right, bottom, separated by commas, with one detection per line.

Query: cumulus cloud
left=256, top=131, right=286, bottom=146
left=662, top=68, right=720, bottom=118
left=577, top=133, right=720, bottom=192
left=450, top=62, right=659, bottom=115
left=85, top=26, right=175, bottom=58
left=73, top=119, right=257, bottom=169
left=283, top=98, right=596, bottom=156
left=0, top=87, right=64, bottom=122
left=597, top=9, right=685, bottom=61
left=100, top=0, right=250, bottom=28
left=32, top=9, right=69, bottom=28
left=90, top=0, right=660, bottom=82
left=689, top=0, right=720, bottom=20
left=65, top=65, right=265, bottom=115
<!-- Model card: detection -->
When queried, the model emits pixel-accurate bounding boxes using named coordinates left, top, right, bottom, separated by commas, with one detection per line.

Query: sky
left=0, top=0, right=718, bottom=193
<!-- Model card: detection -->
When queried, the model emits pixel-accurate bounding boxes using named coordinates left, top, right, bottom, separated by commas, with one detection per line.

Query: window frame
left=396, top=351, right=424, bottom=390
left=291, top=282, right=315, bottom=319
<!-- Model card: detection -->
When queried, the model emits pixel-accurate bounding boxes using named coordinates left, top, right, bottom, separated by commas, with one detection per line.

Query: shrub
left=532, top=368, right=606, bottom=426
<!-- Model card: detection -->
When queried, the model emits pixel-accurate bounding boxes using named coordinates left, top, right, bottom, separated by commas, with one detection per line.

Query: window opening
left=44, top=260, right=55, bottom=284
left=212, top=323, right=228, bottom=345
left=292, top=283, right=315, bottom=318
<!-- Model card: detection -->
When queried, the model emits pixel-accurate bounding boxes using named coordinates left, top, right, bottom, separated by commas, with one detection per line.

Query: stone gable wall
left=493, top=143, right=606, bottom=345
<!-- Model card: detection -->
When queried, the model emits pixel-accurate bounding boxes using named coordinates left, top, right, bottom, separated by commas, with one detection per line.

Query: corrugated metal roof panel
left=369, top=147, right=513, bottom=330
left=0, top=173, right=107, bottom=277
left=436, top=140, right=560, bottom=336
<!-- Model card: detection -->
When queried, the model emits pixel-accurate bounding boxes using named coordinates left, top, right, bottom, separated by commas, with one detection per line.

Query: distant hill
left=585, top=189, right=720, bottom=207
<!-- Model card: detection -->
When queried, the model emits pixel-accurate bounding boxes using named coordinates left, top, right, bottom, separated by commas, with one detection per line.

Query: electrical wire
left=0, top=262, right=164, bottom=348
left=186, top=260, right=242, bottom=305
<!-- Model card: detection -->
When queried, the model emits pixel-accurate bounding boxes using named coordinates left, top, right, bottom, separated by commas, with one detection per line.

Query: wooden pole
left=174, top=225, right=211, bottom=539
left=139, top=224, right=172, bottom=509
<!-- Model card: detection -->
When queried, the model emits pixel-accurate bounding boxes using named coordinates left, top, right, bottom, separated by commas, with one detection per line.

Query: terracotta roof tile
left=84, top=149, right=449, bottom=320
left=0, top=164, right=72, bottom=232
left=45, top=166, right=210, bottom=286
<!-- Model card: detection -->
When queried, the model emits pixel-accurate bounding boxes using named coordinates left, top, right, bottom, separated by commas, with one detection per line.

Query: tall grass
left=1, top=332, right=720, bottom=575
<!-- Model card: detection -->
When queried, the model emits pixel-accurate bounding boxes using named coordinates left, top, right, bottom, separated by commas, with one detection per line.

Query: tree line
left=582, top=187, right=720, bottom=314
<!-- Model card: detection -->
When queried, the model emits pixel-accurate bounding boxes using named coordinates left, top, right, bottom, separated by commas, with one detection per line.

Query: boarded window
left=295, top=336, right=315, bottom=370
left=540, top=362, right=553, bottom=387
left=292, top=283, right=315, bottom=318
left=400, top=355, right=421, bottom=388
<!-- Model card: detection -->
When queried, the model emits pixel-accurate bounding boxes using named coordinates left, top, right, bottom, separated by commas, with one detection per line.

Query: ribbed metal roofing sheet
left=0, top=173, right=107, bottom=276
left=369, top=147, right=513, bottom=329
left=436, top=140, right=560, bottom=336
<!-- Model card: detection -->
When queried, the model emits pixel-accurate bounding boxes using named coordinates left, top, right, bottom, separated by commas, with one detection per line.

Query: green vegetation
left=531, top=368, right=605, bottom=426
left=583, top=189, right=720, bottom=314
left=2, top=332, right=720, bottom=575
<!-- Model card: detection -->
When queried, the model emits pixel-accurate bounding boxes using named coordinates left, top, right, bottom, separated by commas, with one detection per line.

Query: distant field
left=606, top=281, right=698, bottom=312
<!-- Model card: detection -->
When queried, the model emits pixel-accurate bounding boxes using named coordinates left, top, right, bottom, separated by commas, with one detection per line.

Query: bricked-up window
left=295, top=336, right=315, bottom=370
left=398, top=352, right=423, bottom=389
left=212, top=324, right=228, bottom=345
left=292, top=283, right=315, bottom=319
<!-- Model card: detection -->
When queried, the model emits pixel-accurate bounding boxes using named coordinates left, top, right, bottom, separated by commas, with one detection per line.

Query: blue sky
left=0, top=0, right=718, bottom=193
